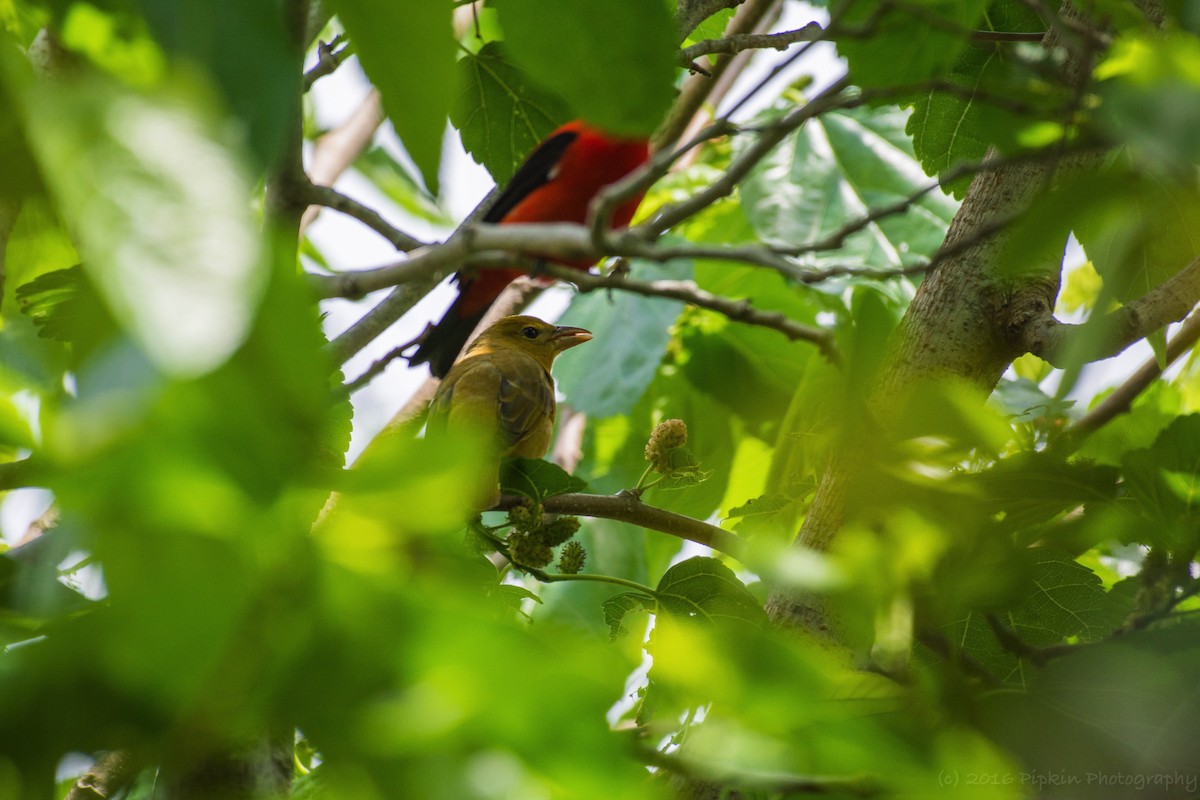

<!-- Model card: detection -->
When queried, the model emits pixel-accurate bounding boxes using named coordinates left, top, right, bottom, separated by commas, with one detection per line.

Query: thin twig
left=537, top=263, right=838, bottom=360
left=1061, top=309, right=1200, bottom=446
left=677, top=23, right=825, bottom=63
left=303, top=35, right=350, bottom=91
left=303, top=182, right=426, bottom=251
left=645, top=76, right=853, bottom=237
left=984, top=613, right=1086, bottom=667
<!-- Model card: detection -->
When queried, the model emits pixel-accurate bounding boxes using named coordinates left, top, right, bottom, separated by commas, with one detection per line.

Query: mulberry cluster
left=505, top=504, right=584, bottom=570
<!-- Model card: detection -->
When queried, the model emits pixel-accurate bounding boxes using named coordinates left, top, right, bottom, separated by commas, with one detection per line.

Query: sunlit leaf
left=18, top=78, right=264, bottom=376
left=603, top=591, right=654, bottom=639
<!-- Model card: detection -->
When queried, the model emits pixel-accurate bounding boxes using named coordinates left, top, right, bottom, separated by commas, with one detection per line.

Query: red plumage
left=409, top=120, right=650, bottom=378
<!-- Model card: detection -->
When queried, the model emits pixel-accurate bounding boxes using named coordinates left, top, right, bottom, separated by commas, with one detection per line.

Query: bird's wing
left=431, top=356, right=555, bottom=456
left=493, top=361, right=555, bottom=457
left=482, top=129, right=579, bottom=224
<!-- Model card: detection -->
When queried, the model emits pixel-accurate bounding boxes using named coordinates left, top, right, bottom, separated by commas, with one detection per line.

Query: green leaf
left=1095, top=32, right=1200, bottom=170
left=130, top=0, right=296, bottom=169
left=724, top=492, right=801, bottom=539
left=1076, top=380, right=1182, bottom=467
left=496, top=0, right=677, bottom=137
left=980, top=622, right=1200, bottom=778
left=946, top=551, right=1123, bottom=686
left=738, top=103, right=958, bottom=272
left=499, top=457, right=588, bottom=502
left=329, top=0, right=455, bottom=193
left=451, top=41, right=571, bottom=184
left=17, top=78, right=264, bottom=377
left=15, top=266, right=120, bottom=361
left=655, top=556, right=766, bottom=628
left=1119, top=415, right=1200, bottom=551
left=1073, top=172, right=1200, bottom=305
left=555, top=258, right=691, bottom=418
left=493, top=583, right=542, bottom=615
left=968, top=452, right=1119, bottom=532
left=603, top=591, right=655, bottom=639
left=906, top=1, right=1053, bottom=194
left=836, top=0, right=990, bottom=88
left=651, top=447, right=713, bottom=491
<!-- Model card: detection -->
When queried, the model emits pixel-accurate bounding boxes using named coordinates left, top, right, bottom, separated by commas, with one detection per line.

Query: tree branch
left=1017, top=256, right=1200, bottom=368
left=1061, top=309, right=1200, bottom=446
left=65, top=751, right=138, bottom=800
left=303, top=34, right=349, bottom=91
left=537, top=262, right=838, bottom=360
left=302, top=182, right=426, bottom=251
left=646, top=76, right=852, bottom=237
left=657, top=0, right=784, bottom=150
left=677, top=23, right=824, bottom=63
left=493, top=492, right=749, bottom=561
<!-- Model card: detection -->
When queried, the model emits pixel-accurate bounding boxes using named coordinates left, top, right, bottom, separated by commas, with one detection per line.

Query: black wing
left=482, top=130, right=579, bottom=223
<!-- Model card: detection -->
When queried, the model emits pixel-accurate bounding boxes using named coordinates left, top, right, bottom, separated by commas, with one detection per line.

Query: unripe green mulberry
left=509, top=531, right=553, bottom=569
left=557, top=541, right=587, bottom=574
left=539, top=515, right=581, bottom=547
left=645, top=419, right=687, bottom=472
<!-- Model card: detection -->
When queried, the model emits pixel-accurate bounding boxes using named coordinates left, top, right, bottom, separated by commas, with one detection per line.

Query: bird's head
left=466, top=315, right=592, bottom=370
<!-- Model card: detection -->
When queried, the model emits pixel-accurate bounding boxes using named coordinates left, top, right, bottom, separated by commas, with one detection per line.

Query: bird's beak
left=551, top=325, right=593, bottom=350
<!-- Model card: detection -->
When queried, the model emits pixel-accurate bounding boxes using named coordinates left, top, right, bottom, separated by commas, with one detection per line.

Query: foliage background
left=1, top=0, right=1199, bottom=798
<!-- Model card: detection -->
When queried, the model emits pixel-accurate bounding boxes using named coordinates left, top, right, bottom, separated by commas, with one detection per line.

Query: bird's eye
left=521, top=326, right=539, bottom=339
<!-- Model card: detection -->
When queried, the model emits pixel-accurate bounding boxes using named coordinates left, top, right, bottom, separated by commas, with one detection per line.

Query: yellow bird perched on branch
left=427, top=315, right=592, bottom=504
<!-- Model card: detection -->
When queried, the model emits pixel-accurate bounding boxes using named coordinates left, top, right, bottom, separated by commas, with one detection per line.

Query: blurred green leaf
left=131, top=0, right=295, bottom=168
left=1095, top=32, right=1200, bottom=170
left=1074, top=173, right=1200, bottom=305
left=1076, top=380, right=1182, bottom=467
left=945, top=551, right=1124, bottom=686
left=15, top=266, right=121, bottom=363
left=968, top=452, right=1119, bottom=532
left=16, top=75, right=264, bottom=377
left=496, top=0, right=676, bottom=137
left=836, top=0, right=990, bottom=87
left=981, top=622, right=1200, bottom=785
left=330, top=0, right=455, bottom=193
left=1119, top=415, right=1200, bottom=553
left=450, top=41, right=571, bottom=184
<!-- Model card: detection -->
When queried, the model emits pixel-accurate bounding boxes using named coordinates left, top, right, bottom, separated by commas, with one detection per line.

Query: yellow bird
left=427, top=315, right=592, bottom=502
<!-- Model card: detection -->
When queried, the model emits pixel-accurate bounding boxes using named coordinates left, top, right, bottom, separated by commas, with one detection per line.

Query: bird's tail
left=408, top=292, right=488, bottom=379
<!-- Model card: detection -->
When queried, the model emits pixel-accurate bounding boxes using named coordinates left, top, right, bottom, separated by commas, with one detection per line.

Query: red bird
left=409, top=120, right=650, bottom=378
